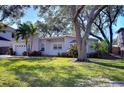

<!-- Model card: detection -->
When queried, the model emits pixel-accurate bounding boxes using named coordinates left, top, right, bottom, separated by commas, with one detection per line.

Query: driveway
left=0, top=55, right=12, bottom=58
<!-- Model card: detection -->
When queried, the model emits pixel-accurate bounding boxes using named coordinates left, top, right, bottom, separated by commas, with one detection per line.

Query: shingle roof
left=0, top=36, right=10, bottom=41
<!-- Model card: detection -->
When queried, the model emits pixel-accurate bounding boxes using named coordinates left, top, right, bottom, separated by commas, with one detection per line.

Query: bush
left=57, top=45, right=78, bottom=58
left=67, top=45, right=78, bottom=58
left=8, top=48, right=16, bottom=55
left=28, top=51, right=42, bottom=56
left=23, top=51, right=27, bottom=56
left=92, top=41, right=109, bottom=57
left=23, top=51, right=42, bottom=56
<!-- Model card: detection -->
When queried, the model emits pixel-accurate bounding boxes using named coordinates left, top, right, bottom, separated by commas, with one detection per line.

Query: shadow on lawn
left=87, top=60, right=124, bottom=70
left=95, top=54, right=122, bottom=60
left=22, top=57, right=55, bottom=62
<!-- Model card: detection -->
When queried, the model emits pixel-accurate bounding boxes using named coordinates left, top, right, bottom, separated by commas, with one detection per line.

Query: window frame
left=53, top=43, right=62, bottom=50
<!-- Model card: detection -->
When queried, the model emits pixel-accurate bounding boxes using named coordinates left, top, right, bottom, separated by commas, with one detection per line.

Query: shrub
left=92, top=41, right=109, bottom=57
left=67, top=45, right=78, bottom=58
left=23, top=51, right=27, bottom=56
left=23, top=51, right=42, bottom=56
left=28, top=51, right=42, bottom=56
left=8, top=48, right=16, bottom=55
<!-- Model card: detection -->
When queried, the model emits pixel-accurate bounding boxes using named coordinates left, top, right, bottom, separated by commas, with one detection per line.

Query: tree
left=103, top=6, right=124, bottom=53
left=16, top=22, right=37, bottom=55
left=93, top=12, right=110, bottom=44
left=70, top=6, right=84, bottom=61
left=36, top=21, right=53, bottom=37
left=35, top=6, right=72, bottom=38
left=71, top=5, right=107, bottom=61
left=28, top=22, right=37, bottom=50
left=92, top=6, right=124, bottom=53
left=16, top=23, right=30, bottom=55
left=0, top=5, right=29, bottom=22
left=0, top=5, right=30, bottom=32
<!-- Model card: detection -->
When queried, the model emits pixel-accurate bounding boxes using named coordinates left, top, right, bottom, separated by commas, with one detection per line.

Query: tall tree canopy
left=0, top=5, right=30, bottom=30
left=0, top=5, right=29, bottom=22
left=35, top=6, right=72, bottom=38
left=93, top=6, right=124, bottom=52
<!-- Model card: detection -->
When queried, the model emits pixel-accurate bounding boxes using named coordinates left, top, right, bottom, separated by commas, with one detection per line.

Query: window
left=53, top=44, right=57, bottom=50
left=41, top=43, right=45, bottom=51
left=53, top=44, right=62, bottom=50
left=58, top=44, right=62, bottom=49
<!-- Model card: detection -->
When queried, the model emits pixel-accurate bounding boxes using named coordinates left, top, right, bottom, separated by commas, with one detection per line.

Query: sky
left=12, top=7, right=124, bottom=39
left=12, top=7, right=40, bottom=29
left=113, top=16, right=124, bottom=38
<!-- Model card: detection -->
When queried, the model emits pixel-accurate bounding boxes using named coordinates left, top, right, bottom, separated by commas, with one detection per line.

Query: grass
left=0, top=57, right=124, bottom=87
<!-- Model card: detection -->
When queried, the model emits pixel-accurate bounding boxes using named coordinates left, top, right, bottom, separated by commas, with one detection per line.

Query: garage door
left=15, top=44, right=26, bottom=56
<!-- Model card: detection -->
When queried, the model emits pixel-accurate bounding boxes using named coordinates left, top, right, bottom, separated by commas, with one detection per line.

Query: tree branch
left=93, top=5, right=107, bottom=20
left=93, top=21, right=110, bottom=44
left=78, top=16, right=85, bottom=31
left=74, top=5, right=85, bottom=22
left=0, top=16, right=5, bottom=22
left=111, top=6, right=121, bottom=23
left=89, top=32, right=103, bottom=41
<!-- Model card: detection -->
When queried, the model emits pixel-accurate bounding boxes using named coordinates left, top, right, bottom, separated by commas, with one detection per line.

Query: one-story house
left=0, top=25, right=98, bottom=56
left=39, top=36, right=98, bottom=56
left=12, top=35, right=98, bottom=56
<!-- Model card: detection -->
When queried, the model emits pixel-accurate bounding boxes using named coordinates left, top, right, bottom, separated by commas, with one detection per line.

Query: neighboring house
left=0, top=25, right=98, bottom=56
left=0, top=26, right=15, bottom=54
left=117, top=28, right=124, bottom=57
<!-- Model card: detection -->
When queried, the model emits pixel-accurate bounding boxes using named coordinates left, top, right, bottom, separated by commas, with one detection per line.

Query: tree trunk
left=30, top=36, right=33, bottom=51
left=108, top=24, right=113, bottom=53
left=71, top=5, right=106, bottom=61
left=71, top=6, right=86, bottom=61
left=25, top=39, right=29, bottom=56
left=74, top=20, right=85, bottom=61
left=25, top=43, right=28, bottom=56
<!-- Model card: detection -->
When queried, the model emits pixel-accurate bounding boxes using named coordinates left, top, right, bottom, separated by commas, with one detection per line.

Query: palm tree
left=28, top=23, right=37, bottom=51
left=16, top=22, right=37, bottom=55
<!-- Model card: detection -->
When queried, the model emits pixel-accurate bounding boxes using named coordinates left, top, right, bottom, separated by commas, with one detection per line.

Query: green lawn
left=0, top=57, right=124, bottom=87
